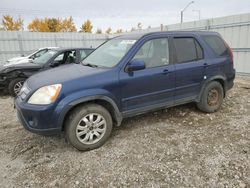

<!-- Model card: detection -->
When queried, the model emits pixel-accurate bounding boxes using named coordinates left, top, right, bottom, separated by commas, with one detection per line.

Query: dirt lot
left=0, top=77, right=249, bottom=188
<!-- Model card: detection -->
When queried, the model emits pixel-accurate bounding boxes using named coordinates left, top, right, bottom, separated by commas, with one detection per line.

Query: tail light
left=229, top=47, right=234, bottom=64
left=223, top=39, right=234, bottom=67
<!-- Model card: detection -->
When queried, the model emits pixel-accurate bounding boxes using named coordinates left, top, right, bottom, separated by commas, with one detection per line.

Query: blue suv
left=15, top=31, right=235, bottom=151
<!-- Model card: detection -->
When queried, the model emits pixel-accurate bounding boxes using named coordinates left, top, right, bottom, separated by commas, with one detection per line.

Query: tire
left=65, top=104, right=113, bottom=151
left=197, top=81, right=224, bottom=113
left=8, top=78, right=26, bottom=97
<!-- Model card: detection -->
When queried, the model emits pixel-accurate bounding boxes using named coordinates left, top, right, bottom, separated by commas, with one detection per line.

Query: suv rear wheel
left=8, top=78, right=26, bottom=97
left=197, top=81, right=224, bottom=113
left=65, top=104, right=113, bottom=151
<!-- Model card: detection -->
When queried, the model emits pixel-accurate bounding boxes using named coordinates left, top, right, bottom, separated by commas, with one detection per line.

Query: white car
left=6, top=47, right=59, bottom=65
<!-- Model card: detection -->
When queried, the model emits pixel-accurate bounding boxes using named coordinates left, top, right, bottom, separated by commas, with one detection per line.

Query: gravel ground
left=0, top=76, right=249, bottom=188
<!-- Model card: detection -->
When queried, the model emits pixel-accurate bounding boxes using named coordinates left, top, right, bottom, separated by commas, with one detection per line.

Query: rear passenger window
left=195, top=40, right=203, bottom=60
left=203, top=35, right=228, bottom=56
left=174, top=37, right=203, bottom=63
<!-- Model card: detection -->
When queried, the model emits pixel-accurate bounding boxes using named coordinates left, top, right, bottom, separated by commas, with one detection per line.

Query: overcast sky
left=0, top=0, right=250, bottom=31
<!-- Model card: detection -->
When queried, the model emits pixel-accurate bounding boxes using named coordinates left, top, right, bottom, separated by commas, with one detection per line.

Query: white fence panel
left=0, top=31, right=110, bottom=63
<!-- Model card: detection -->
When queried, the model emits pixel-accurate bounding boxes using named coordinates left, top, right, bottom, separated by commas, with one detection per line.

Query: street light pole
left=181, top=1, right=194, bottom=23
left=181, top=11, right=183, bottom=23
left=193, top=9, right=201, bottom=20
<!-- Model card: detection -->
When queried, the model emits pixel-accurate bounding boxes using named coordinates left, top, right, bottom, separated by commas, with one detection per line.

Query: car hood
left=26, top=64, right=108, bottom=90
left=0, top=61, right=42, bottom=73
left=7, top=56, right=29, bottom=63
left=0, top=65, right=6, bottom=72
left=4, top=58, right=34, bottom=67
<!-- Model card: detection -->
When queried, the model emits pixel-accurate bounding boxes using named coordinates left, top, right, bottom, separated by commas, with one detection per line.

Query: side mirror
left=30, top=55, right=35, bottom=60
left=126, top=60, right=145, bottom=72
left=50, top=61, right=60, bottom=67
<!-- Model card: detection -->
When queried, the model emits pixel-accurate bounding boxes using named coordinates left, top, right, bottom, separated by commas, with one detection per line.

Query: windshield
left=29, top=49, right=48, bottom=59
left=83, top=39, right=136, bottom=68
left=33, top=50, right=57, bottom=64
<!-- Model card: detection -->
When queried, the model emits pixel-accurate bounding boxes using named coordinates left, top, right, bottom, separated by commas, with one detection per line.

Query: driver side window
left=54, top=53, right=64, bottom=61
left=132, top=38, right=169, bottom=68
left=53, top=51, right=77, bottom=65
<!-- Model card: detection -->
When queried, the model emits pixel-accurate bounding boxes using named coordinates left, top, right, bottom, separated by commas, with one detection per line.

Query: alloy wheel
left=14, top=81, right=24, bottom=95
left=76, top=113, right=107, bottom=145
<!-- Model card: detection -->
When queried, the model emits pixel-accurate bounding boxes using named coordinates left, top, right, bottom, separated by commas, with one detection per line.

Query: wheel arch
left=61, top=96, right=123, bottom=131
left=8, top=70, right=29, bottom=78
left=198, top=75, right=226, bottom=101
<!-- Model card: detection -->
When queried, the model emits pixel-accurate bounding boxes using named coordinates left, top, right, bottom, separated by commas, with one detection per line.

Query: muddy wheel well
left=62, top=99, right=119, bottom=131
left=214, top=79, right=226, bottom=97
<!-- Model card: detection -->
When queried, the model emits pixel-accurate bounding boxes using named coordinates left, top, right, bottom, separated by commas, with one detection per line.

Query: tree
left=28, top=18, right=50, bottom=32
left=130, top=27, right=136, bottom=32
left=28, top=17, right=77, bottom=32
left=96, top=28, right=102, bottom=34
left=106, top=27, right=112, bottom=34
left=115, top=29, right=123, bottom=33
left=46, top=18, right=61, bottom=32
left=1, top=15, right=23, bottom=31
left=60, top=16, right=77, bottom=32
left=80, top=20, right=93, bottom=33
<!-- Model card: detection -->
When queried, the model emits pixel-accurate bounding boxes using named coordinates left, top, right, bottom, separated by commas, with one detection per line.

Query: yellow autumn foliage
left=1, top=15, right=24, bottom=31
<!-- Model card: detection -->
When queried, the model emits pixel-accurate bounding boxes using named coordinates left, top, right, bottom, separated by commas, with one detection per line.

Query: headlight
left=28, top=84, right=62, bottom=105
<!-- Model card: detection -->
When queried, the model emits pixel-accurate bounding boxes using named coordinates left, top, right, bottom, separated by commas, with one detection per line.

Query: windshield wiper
left=82, top=62, right=99, bottom=68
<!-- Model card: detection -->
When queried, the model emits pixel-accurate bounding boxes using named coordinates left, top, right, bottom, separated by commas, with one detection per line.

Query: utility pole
left=181, top=1, right=195, bottom=23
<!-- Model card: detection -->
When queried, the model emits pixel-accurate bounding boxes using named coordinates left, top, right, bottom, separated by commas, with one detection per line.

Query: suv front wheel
left=197, top=81, right=224, bottom=113
left=65, top=104, right=113, bottom=151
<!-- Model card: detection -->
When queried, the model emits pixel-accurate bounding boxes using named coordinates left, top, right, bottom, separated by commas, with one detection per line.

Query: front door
left=119, top=37, right=175, bottom=113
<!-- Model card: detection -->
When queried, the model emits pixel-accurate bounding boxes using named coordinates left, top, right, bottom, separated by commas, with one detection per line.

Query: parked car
left=6, top=47, right=59, bottom=64
left=15, top=31, right=235, bottom=151
left=0, top=47, right=94, bottom=96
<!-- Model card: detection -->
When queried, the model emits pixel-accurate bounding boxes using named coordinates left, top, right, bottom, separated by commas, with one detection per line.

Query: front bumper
left=15, top=97, right=62, bottom=135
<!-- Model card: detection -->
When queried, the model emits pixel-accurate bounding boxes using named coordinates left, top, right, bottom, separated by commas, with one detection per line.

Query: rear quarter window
left=203, top=35, right=229, bottom=56
left=174, top=37, right=203, bottom=63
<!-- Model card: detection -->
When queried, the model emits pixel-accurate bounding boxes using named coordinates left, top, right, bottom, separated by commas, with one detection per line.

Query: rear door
left=173, top=36, right=205, bottom=102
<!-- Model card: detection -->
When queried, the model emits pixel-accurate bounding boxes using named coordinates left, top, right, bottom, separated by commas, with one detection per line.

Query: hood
left=4, top=57, right=32, bottom=67
left=0, top=65, right=6, bottom=72
left=0, top=60, right=42, bottom=73
left=27, top=64, right=108, bottom=90
left=7, top=56, right=29, bottom=63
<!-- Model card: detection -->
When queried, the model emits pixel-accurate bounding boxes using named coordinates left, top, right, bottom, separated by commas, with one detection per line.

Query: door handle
left=162, top=69, right=170, bottom=75
left=204, top=63, right=209, bottom=67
